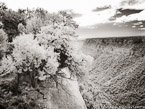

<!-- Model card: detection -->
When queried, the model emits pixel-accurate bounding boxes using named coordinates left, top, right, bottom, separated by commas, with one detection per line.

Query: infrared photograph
left=0, top=0, right=145, bottom=109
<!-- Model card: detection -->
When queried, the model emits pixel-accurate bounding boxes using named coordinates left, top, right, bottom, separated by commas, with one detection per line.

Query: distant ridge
left=78, top=35, right=145, bottom=40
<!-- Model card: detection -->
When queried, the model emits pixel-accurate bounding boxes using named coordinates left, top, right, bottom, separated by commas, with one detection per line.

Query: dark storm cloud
left=109, top=8, right=143, bottom=21
left=92, top=5, right=111, bottom=12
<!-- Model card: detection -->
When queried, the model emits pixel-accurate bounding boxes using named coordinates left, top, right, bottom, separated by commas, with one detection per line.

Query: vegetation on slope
left=81, top=37, right=145, bottom=109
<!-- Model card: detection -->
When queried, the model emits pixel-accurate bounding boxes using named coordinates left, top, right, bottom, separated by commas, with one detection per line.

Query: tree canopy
left=0, top=2, right=91, bottom=109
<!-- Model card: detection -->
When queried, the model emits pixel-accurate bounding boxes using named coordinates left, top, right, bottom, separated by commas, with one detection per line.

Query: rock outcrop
left=45, top=67, right=87, bottom=109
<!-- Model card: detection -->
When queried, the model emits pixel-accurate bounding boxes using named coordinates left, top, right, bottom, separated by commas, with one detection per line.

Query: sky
left=1, top=0, right=145, bottom=38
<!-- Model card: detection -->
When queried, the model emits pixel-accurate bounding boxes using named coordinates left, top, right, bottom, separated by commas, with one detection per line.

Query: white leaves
left=13, top=34, right=46, bottom=63
left=26, top=16, right=42, bottom=34
left=0, top=10, right=90, bottom=81
left=0, top=56, right=16, bottom=75
left=18, top=23, right=26, bottom=34
left=38, top=70, right=47, bottom=81
left=8, top=33, right=59, bottom=77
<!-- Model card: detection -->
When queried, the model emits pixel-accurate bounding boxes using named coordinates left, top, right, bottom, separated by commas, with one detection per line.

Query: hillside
left=81, top=37, right=145, bottom=109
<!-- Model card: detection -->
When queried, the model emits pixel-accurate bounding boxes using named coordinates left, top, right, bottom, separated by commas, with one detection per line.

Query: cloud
left=110, top=0, right=145, bottom=32
left=139, top=28, right=145, bottom=31
left=121, top=0, right=145, bottom=9
left=114, top=19, right=145, bottom=32
left=132, top=25, right=136, bottom=28
left=1, top=0, right=145, bottom=28
left=127, top=21, right=144, bottom=28
left=110, top=8, right=143, bottom=20
left=92, top=5, right=111, bottom=12
left=121, top=0, right=144, bottom=6
left=114, top=10, right=145, bottom=23
left=74, top=0, right=145, bottom=27
left=74, top=9, right=116, bottom=26
left=140, top=25, right=143, bottom=28
left=133, top=22, right=143, bottom=26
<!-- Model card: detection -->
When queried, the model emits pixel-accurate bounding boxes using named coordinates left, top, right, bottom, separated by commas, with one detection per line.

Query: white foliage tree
left=0, top=10, right=92, bottom=108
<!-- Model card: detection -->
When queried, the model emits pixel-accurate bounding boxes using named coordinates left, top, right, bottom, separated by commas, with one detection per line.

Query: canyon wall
left=81, top=37, right=145, bottom=109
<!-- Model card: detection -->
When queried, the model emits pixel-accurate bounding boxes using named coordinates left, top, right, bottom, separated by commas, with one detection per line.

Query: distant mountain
left=81, top=37, right=145, bottom=109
